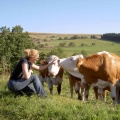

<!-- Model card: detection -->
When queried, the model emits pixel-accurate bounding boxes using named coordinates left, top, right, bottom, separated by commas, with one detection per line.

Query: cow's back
left=77, top=53, right=119, bottom=84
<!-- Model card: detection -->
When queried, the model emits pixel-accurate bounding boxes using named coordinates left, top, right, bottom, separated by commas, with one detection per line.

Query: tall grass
left=0, top=74, right=120, bottom=120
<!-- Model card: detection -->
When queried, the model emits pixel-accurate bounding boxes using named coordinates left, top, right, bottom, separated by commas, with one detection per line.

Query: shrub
left=70, top=35, right=80, bottom=39
left=68, top=42, right=75, bottom=47
left=58, top=43, right=66, bottom=47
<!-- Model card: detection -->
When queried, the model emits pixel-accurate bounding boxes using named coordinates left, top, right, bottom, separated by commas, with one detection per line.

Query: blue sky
left=1, top=0, right=120, bottom=34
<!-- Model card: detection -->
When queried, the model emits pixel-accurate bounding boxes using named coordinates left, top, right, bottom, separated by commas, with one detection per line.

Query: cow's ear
left=79, top=54, right=84, bottom=59
left=58, top=59, right=60, bottom=65
left=76, top=58, right=83, bottom=67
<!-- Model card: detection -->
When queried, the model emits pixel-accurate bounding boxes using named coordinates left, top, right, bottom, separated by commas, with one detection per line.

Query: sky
left=1, top=0, right=120, bottom=34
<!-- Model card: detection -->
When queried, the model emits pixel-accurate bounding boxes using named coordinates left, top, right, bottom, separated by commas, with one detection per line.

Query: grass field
left=0, top=74, right=120, bottom=120
left=0, top=33, right=120, bottom=120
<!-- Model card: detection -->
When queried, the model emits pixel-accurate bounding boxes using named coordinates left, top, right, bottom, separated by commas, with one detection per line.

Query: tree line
left=101, top=33, right=120, bottom=42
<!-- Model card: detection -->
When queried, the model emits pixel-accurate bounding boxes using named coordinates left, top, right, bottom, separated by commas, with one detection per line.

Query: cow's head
left=59, top=54, right=83, bottom=72
left=47, top=54, right=84, bottom=78
left=47, top=55, right=60, bottom=76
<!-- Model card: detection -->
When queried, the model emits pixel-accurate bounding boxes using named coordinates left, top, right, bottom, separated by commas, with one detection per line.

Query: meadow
left=0, top=33, right=120, bottom=120
left=30, top=33, right=120, bottom=56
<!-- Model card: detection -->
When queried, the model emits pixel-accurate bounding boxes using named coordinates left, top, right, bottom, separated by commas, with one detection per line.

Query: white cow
left=39, top=59, right=64, bottom=95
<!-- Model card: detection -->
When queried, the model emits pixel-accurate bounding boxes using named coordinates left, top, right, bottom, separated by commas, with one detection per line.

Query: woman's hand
left=29, top=69, right=33, bottom=74
left=22, top=63, right=33, bottom=80
left=50, top=57, right=57, bottom=65
left=39, top=57, right=58, bottom=71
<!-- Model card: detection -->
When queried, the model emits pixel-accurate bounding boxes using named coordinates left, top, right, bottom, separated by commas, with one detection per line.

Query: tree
left=70, top=35, right=80, bottom=39
left=91, top=35, right=96, bottom=39
left=0, top=25, right=35, bottom=73
left=58, top=37, right=62, bottom=40
left=12, top=25, right=23, bottom=33
left=0, top=26, right=10, bottom=33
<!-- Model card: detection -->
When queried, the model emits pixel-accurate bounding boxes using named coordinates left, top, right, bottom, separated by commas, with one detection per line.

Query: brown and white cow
left=47, top=52, right=120, bottom=104
left=39, top=60, right=64, bottom=95
left=76, top=51, right=120, bottom=103
left=68, top=73, right=110, bottom=101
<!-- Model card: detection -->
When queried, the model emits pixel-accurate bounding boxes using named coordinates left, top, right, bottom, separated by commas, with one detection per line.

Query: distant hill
left=29, top=32, right=101, bottom=39
left=28, top=32, right=101, bottom=43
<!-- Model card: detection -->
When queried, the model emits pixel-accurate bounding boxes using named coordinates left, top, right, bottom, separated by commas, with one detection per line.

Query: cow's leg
left=80, top=78, right=89, bottom=101
left=49, top=83, right=53, bottom=94
left=115, top=80, right=120, bottom=103
left=98, top=87, right=104, bottom=101
left=116, top=86, right=120, bottom=103
left=103, top=90, right=108, bottom=102
left=75, top=82, right=82, bottom=100
left=57, top=84, right=61, bottom=95
left=84, top=84, right=90, bottom=101
left=81, top=86, right=85, bottom=101
left=110, top=83, right=118, bottom=104
left=118, top=88, right=120, bottom=103
left=38, top=76, right=44, bottom=87
left=93, top=87, right=107, bottom=101
left=93, top=87, right=98, bottom=99
left=49, top=85, right=53, bottom=94
left=69, top=75, right=74, bottom=98
left=46, top=77, right=53, bottom=94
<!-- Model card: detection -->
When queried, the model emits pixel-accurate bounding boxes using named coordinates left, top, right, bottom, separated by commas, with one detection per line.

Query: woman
left=7, top=49, right=55, bottom=97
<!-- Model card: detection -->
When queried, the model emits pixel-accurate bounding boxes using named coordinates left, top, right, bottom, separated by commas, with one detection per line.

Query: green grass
left=1, top=74, right=120, bottom=120
left=37, top=38, right=120, bottom=57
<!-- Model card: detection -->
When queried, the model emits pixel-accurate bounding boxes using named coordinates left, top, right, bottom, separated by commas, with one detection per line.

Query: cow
left=69, top=73, right=110, bottom=101
left=47, top=52, right=120, bottom=104
left=39, top=60, right=64, bottom=95
left=76, top=51, right=120, bottom=104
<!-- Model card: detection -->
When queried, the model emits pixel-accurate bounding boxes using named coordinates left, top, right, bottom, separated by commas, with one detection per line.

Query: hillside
left=28, top=33, right=120, bottom=57
left=29, top=32, right=101, bottom=42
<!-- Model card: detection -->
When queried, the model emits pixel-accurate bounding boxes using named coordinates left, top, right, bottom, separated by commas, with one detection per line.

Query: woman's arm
left=31, top=57, right=57, bottom=71
left=31, top=62, right=54, bottom=71
left=22, top=63, right=33, bottom=80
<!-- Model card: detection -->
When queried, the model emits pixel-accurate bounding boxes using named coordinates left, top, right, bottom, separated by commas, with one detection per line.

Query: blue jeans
left=7, top=74, right=47, bottom=97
